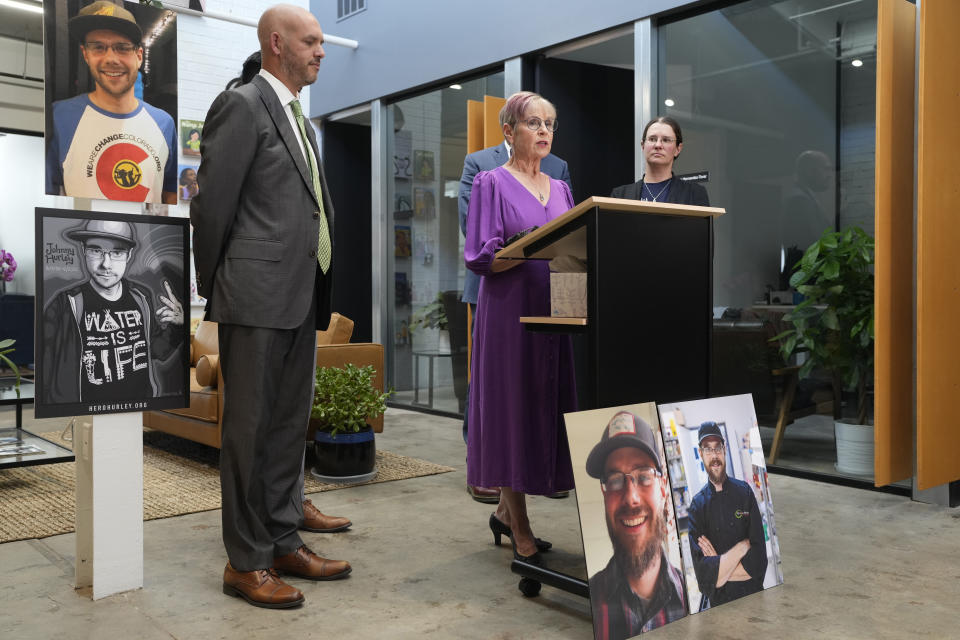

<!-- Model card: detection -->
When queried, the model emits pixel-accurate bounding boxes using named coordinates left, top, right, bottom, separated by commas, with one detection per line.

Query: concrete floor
left=1, top=407, right=958, bottom=639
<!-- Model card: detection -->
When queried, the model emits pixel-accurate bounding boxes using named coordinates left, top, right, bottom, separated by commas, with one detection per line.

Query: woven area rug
left=0, top=429, right=453, bottom=544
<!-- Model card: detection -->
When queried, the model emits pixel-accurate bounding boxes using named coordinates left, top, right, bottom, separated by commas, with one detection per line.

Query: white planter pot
left=437, top=329, right=451, bottom=354
left=834, top=419, right=874, bottom=478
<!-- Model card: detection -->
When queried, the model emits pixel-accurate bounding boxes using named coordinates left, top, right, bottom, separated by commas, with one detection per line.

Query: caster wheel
left=519, top=577, right=541, bottom=598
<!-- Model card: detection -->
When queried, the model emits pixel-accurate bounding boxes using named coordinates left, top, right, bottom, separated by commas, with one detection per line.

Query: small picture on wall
left=34, top=207, right=190, bottom=419
left=180, top=119, right=203, bottom=157
left=414, top=150, right=434, bottom=181
left=414, top=188, right=435, bottom=219
left=395, top=317, right=410, bottom=346
left=394, top=272, right=411, bottom=306
left=394, top=130, right=412, bottom=179
left=395, top=225, right=412, bottom=258
left=394, top=195, right=413, bottom=219
left=178, top=164, right=199, bottom=201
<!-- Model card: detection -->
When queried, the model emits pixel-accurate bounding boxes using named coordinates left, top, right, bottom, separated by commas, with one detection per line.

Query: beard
left=608, top=504, right=668, bottom=579
left=706, top=459, right=726, bottom=485
left=279, top=53, right=318, bottom=90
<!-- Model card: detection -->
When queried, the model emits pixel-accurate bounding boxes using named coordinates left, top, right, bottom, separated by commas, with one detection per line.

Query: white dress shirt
left=257, top=68, right=316, bottom=169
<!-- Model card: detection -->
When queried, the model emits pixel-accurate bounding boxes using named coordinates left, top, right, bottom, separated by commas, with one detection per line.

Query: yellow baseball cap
left=69, top=1, right=142, bottom=46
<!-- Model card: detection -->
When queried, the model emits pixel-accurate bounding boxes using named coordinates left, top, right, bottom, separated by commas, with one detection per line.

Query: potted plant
left=310, top=363, right=392, bottom=482
left=773, top=226, right=874, bottom=476
left=410, top=292, right=450, bottom=352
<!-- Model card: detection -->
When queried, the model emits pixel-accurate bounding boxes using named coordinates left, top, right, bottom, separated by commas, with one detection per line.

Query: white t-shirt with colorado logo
left=47, top=95, right=177, bottom=203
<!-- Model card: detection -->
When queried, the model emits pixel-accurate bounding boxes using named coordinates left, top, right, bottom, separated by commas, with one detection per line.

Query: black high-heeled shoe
left=511, top=537, right=542, bottom=566
left=488, top=514, right=552, bottom=552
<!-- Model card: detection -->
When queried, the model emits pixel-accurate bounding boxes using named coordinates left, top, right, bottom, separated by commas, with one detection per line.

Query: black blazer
left=610, top=174, right=710, bottom=207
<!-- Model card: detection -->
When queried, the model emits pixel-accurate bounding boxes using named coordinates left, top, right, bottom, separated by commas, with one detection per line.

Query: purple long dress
left=464, top=166, right=577, bottom=495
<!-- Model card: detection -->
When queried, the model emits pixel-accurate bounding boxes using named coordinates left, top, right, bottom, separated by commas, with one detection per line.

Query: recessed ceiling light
left=664, top=98, right=675, bottom=107
left=449, top=84, right=462, bottom=90
left=851, top=59, right=863, bottom=67
left=0, top=0, right=43, bottom=14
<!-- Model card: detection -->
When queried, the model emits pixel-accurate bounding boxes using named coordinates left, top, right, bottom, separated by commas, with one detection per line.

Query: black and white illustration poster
left=34, top=207, right=189, bottom=418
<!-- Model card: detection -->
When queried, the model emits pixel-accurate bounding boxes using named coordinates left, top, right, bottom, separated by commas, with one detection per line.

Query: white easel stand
left=74, top=412, right=144, bottom=599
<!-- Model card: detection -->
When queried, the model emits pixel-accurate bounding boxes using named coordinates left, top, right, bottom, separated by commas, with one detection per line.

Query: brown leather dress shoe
left=300, top=498, right=352, bottom=533
left=222, top=563, right=304, bottom=609
left=274, top=545, right=352, bottom=581
left=467, top=484, right=501, bottom=504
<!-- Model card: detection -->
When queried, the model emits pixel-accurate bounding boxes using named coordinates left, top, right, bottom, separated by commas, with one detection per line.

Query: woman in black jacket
left=611, top=116, right=709, bottom=206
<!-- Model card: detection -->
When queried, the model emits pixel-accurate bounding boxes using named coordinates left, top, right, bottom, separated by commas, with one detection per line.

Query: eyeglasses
left=644, top=135, right=676, bottom=145
left=601, top=467, right=662, bottom=493
left=521, top=117, right=558, bottom=132
left=84, top=247, right=130, bottom=261
left=701, top=444, right=725, bottom=455
left=83, top=41, right=138, bottom=56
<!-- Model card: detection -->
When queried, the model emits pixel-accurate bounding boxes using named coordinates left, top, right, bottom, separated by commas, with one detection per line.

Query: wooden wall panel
left=917, top=0, right=960, bottom=490
left=483, top=95, right=506, bottom=150
left=874, top=0, right=915, bottom=486
left=467, top=99, right=484, bottom=155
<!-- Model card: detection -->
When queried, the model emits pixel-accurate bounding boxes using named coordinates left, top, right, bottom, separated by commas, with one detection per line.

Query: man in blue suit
left=457, top=93, right=572, bottom=502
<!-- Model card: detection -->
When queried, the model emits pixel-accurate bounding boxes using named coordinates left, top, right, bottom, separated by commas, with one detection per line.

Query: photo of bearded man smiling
left=686, top=421, right=768, bottom=611
left=584, top=411, right=687, bottom=639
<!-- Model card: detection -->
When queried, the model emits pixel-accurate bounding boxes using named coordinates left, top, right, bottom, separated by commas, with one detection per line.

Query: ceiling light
left=0, top=0, right=43, bottom=14
left=449, top=84, right=462, bottom=90
left=851, top=59, right=863, bottom=67
left=664, top=98, right=675, bottom=107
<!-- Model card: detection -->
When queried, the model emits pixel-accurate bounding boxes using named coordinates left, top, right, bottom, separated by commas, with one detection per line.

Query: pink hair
left=498, top=91, right=555, bottom=128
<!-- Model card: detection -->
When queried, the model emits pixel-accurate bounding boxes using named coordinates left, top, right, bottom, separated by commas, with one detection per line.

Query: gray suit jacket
left=191, top=74, right=334, bottom=330
left=457, top=143, right=572, bottom=304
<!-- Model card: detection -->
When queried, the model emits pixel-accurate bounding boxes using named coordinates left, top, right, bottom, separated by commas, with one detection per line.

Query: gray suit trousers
left=218, top=298, right=317, bottom=570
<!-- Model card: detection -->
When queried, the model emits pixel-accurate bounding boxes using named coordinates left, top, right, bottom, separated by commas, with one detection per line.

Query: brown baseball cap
left=586, top=411, right=663, bottom=478
left=69, top=1, right=142, bottom=46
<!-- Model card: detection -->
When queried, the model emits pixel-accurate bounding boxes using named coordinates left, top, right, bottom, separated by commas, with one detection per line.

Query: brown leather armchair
left=142, top=313, right=385, bottom=448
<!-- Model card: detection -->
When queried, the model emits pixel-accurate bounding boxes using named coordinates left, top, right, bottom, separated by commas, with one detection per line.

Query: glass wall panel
left=659, top=0, right=877, bottom=480
left=386, top=72, right=504, bottom=415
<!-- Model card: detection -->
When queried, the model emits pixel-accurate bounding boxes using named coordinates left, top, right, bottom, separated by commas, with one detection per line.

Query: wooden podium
left=496, top=196, right=724, bottom=599
left=494, top=196, right=725, bottom=410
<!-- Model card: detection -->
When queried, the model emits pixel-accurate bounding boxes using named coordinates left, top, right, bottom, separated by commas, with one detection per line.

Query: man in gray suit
left=457, top=95, right=572, bottom=503
left=191, top=5, right=350, bottom=609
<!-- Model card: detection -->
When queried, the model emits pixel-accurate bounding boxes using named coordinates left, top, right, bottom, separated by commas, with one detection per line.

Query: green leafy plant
left=0, top=339, right=19, bottom=399
left=773, top=226, right=874, bottom=424
left=311, top=364, right=392, bottom=437
left=409, top=292, right=448, bottom=332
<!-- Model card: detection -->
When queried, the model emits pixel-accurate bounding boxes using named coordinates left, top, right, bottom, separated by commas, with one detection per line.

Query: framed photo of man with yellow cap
left=43, top=0, right=179, bottom=204
left=34, top=207, right=190, bottom=419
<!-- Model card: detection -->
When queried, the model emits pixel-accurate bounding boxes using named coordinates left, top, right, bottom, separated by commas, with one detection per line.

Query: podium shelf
left=520, top=316, right=586, bottom=325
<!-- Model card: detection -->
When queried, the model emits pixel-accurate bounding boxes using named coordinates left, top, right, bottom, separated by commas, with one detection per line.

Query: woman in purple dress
left=465, top=91, right=577, bottom=564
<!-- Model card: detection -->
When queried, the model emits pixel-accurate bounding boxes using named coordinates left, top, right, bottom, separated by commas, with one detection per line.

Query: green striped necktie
left=291, top=99, right=331, bottom=273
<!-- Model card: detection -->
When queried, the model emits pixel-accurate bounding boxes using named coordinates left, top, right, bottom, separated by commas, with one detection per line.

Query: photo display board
left=565, top=394, right=783, bottom=639
left=44, top=0, right=178, bottom=204
left=34, top=207, right=190, bottom=419
left=565, top=403, right=688, bottom=638
left=657, top=394, right=784, bottom=615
